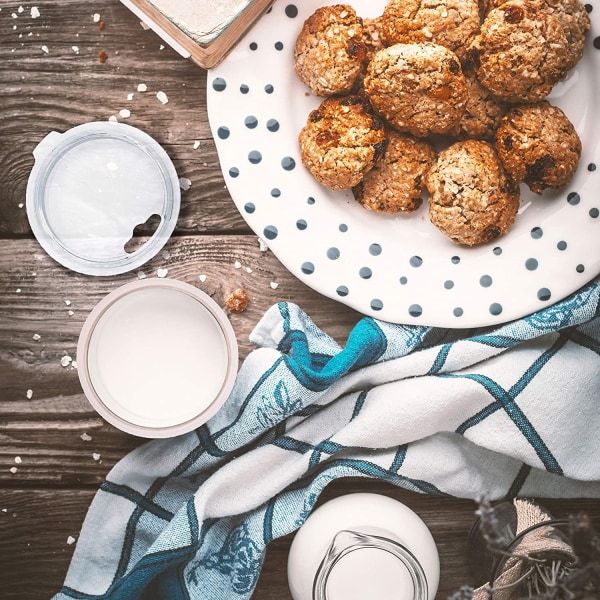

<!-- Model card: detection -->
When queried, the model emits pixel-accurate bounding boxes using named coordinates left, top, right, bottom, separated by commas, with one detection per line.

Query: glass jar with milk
left=287, top=493, right=440, bottom=600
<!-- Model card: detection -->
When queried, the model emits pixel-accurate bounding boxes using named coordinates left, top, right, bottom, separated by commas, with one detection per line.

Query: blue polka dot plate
left=207, top=0, right=600, bottom=327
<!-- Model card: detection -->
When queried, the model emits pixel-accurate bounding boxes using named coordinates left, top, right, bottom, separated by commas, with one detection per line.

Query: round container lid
left=26, top=121, right=180, bottom=276
left=77, top=278, right=239, bottom=437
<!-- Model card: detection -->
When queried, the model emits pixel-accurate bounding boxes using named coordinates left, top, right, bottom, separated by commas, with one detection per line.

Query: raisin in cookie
left=381, top=0, right=481, bottom=62
left=298, top=95, right=387, bottom=191
left=364, top=42, right=468, bottom=138
left=495, top=101, right=582, bottom=194
left=467, top=1, right=568, bottom=103
left=426, top=140, right=520, bottom=245
left=294, top=5, right=367, bottom=97
left=353, top=131, right=437, bottom=213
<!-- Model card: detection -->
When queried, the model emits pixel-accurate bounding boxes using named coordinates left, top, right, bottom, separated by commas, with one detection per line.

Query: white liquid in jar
left=287, top=493, right=440, bottom=600
left=326, top=547, right=414, bottom=599
left=87, top=285, right=229, bottom=428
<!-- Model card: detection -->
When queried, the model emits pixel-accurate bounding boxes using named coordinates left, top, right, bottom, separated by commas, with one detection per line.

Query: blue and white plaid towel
left=55, top=278, right=600, bottom=599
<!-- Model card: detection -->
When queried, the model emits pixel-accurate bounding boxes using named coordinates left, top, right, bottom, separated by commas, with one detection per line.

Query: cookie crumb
left=225, top=288, right=248, bottom=312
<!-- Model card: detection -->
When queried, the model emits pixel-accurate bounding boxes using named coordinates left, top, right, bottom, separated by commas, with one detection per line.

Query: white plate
left=207, top=0, right=600, bottom=327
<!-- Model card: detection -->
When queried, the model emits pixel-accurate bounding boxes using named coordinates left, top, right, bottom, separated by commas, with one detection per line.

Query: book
left=120, top=0, right=275, bottom=69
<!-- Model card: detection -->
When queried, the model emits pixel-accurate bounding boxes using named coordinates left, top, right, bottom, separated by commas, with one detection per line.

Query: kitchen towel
left=54, top=276, right=600, bottom=599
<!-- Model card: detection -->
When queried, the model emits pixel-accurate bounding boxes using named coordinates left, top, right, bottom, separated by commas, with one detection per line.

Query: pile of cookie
left=294, top=0, right=589, bottom=245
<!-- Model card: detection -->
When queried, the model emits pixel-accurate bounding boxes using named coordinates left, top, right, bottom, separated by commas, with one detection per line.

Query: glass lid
left=26, top=121, right=181, bottom=276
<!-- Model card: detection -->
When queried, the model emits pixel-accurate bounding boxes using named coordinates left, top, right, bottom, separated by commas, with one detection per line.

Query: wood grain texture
left=0, top=484, right=480, bottom=600
left=1, top=2, right=599, bottom=599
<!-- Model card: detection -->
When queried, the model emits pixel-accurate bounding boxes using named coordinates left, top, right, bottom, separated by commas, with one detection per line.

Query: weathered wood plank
left=0, top=484, right=479, bottom=600
left=1, top=484, right=599, bottom=600
left=0, top=0, right=246, bottom=236
left=0, top=235, right=360, bottom=483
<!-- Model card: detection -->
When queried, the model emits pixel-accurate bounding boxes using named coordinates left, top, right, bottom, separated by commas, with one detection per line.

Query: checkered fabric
left=55, top=277, right=600, bottom=599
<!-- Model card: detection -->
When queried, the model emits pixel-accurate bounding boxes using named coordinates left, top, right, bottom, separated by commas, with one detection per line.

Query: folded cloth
left=54, top=277, right=600, bottom=600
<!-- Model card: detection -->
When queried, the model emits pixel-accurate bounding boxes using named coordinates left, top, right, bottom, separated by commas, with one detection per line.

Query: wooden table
left=1, top=2, right=598, bottom=598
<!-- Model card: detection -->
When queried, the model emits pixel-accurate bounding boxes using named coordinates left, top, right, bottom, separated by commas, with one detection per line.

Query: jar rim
left=312, top=529, right=429, bottom=600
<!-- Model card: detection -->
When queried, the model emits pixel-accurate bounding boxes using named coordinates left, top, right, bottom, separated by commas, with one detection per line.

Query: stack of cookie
left=294, top=0, right=589, bottom=246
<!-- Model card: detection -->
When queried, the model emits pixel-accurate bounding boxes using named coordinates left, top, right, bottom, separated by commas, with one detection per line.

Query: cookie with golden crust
left=535, top=0, right=590, bottom=71
left=458, top=65, right=508, bottom=140
left=353, top=131, right=437, bottom=213
left=364, top=42, right=468, bottom=138
left=483, top=0, right=590, bottom=71
left=298, top=95, right=387, bottom=191
left=294, top=5, right=367, bottom=97
left=362, top=16, right=386, bottom=59
left=467, top=1, right=569, bottom=103
left=426, top=140, right=520, bottom=246
left=495, top=101, right=582, bottom=194
left=381, top=0, right=481, bottom=62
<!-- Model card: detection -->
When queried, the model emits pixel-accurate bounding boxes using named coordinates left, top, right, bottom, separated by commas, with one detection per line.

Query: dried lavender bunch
left=447, top=585, right=475, bottom=600
left=552, top=512, right=600, bottom=599
left=448, top=502, right=600, bottom=600
left=474, top=496, right=516, bottom=553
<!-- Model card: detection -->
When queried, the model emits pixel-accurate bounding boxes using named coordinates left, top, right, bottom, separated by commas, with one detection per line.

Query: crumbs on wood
left=225, top=288, right=249, bottom=312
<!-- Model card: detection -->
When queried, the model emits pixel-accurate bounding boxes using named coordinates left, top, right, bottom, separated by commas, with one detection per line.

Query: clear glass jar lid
left=26, top=121, right=180, bottom=276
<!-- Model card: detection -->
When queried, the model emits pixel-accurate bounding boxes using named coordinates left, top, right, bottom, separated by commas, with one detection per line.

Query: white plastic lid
left=26, top=121, right=180, bottom=276
left=77, top=278, right=239, bottom=438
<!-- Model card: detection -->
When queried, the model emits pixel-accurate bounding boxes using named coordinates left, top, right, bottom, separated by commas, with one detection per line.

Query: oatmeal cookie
left=467, top=1, right=569, bottom=103
left=294, top=5, right=367, bottom=97
left=483, top=0, right=590, bottom=71
left=458, top=65, right=507, bottom=140
left=298, top=94, right=387, bottom=191
left=362, top=16, right=386, bottom=59
left=353, top=130, right=437, bottom=213
left=381, top=0, right=481, bottom=62
left=426, top=139, right=520, bottom=245
left=354, top=16, right=386, bottom=92
left=536, top=0, right=590, bottom=71
left=495, top=101, right=582, bottom=194
left=364, top=42, right=468, bottom=138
